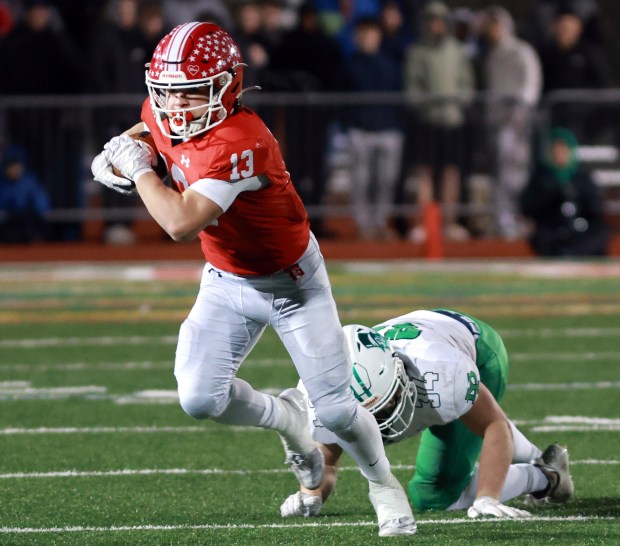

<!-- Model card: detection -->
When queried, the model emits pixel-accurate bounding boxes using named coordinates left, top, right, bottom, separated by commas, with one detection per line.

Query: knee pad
left=313, top=391, right=358, bottom=434
left=175, top=319, right=231, bottom=419
left=178, top=386, right=228, bottom=420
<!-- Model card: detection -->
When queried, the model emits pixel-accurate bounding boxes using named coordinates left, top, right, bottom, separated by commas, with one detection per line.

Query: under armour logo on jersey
left=180, top=155, right=190, bottom=168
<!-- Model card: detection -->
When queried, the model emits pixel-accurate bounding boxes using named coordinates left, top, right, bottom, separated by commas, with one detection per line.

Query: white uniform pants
left=174, top=233, right=358, bottom=433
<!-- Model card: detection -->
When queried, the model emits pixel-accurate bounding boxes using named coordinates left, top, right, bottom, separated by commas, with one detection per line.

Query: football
left=112, top=131, right=168, bottom=180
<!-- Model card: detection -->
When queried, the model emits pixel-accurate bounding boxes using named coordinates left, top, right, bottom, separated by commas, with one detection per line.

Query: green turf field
left=0, top=260, right=619, bottom=545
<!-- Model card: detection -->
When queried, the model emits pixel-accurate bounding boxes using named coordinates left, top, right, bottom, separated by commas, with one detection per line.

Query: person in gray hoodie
left=403, top=0, right=475, bottom=243
left=480, top=6, right=542, bottom=240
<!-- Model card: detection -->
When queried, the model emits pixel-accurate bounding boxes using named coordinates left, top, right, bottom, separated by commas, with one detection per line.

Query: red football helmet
left=145, top=22, right=244, bottom=138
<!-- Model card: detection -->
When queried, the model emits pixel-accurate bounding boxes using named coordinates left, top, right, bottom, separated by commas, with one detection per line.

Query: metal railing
left=1, top=90, right=619, bottom=231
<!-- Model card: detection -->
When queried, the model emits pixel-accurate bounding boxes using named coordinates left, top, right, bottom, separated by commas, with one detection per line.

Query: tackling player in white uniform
left=280, top=308, right=574, bottom=521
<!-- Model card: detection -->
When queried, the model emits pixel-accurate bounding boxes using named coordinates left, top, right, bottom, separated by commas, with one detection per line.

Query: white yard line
left=3, top=327, right=620, bottom=350
left=0, top=380, right=618, bottom=405
left=0, top=336, right=178, bottom=349
left=0, top=426, right=218, bottom=435
left=508, top=381, right=620, bottom=391
left=0, top=515, right=615, bottom=535
left=2, top=352, right=620, bottom=372
left=0, top=460, right=615, bottom=480
left=3, top=259, right=620, bottom=282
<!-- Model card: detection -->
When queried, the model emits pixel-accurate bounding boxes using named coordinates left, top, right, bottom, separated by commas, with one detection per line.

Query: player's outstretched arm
left=281, top=443, right=343, bottom=517
left=460, top=384, right=531, bottom=518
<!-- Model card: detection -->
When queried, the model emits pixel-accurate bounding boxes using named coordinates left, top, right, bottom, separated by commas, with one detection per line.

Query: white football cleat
left=531, top=443, right=574, bottom=504
left=277, top=388, right=325, bottom=490
left=369, top=473, right=417, bottom=537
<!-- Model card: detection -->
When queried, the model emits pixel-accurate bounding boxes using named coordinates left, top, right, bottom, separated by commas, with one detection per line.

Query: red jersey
left=141, top=100, right=310, bottom=275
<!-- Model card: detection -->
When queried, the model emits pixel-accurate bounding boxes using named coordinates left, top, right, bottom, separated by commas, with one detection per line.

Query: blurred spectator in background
left=139, top=1, right=165, bottom=53
left=343, top=16, right=403, bottom=241
left=451, top=7, right=480, bottom=62
left=231, top=1, right=270, bottom=89
left=89, top=0, right=160, bottom=245
left=259, top=0, right=288, bottom=57
left=0, top=0, right=84, bottom=241
left=0, top=144, right=50, bottom=243
left=379, top=0, right=414, bottom=63
left=520, top=127, right=609, bottom=257
left=313, top=0, right=382, bottom=57
left=89, top=0, right=152, bottom=98
left=538, top=5, right=611, bottom=141
left=480, top=6, right=542, bottom=240
left=0, top=0, right=82, bottom=94
left=160, top=0, right=232, bottom=29
left=267, top=2, right=343, bottom=237
left=403, top=0, right=474, bottom=243
left=526, top=0, right=606, bottom=51
left=0, top=0, right=13, bottom=37
left=268, top=2, right=342, bottom=91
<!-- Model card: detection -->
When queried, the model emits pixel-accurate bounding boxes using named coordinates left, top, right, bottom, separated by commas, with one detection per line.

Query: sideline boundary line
left=0, top=460, right=616, bottom=480
left=0, top=515, right=615, bottom=535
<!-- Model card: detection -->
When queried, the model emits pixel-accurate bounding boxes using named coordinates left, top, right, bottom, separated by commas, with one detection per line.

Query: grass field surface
left=0, top=259, right=619, bottom=545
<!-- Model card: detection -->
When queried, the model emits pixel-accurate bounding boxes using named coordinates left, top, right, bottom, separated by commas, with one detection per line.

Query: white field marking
left=0, top=515, right=616, bottom=535
left=339, top=259, right=620, bottom=278
left=0, top=464, right=415, bottom=480
left=0, top=385, right=106, bottom=400
left=0, top=359, right=289, bottom=371
left=546, top=416, right=620, bottom=424
left=5, top=416, right=617, bottom=437
left=114, top=390, right=179, bottom=405
left=0, top=426, right=230, bottom=435
left=0, top=335, right=178, bottom=349
left=516, top=415, right=620, bottom=432
left=3, top=326, right=620, bottom=350
left=514, top=416, right=620, bottom=426
left=0, top=361, right=173, bottom=372
left=507, top=381, right=620, bottom=391
left=510, top=351, right=620, bottom=362
left=3, top=351, right=620, bottom=373
left=499, top=327, right=620, bottom=338
left=0, top=424, right=615, bottom=436
left=2, top=258, right=619, bottom=281
left=1, top=379, right=619, bottom=404
left=532, top=425, right=620, bottom=432
left=0, top=264, right=202, bottom=283
left=570, top=459, right=620, bottom=464
left=0, top=460, right=615, bottom=481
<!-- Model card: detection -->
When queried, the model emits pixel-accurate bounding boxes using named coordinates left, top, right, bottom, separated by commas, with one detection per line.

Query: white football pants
left=174, top=233, right=389, bottom=480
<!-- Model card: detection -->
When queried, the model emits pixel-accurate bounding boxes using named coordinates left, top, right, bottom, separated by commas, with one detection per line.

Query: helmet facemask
left=369, top=357, right=417, bottom=441
left=146, top=69, right=236, bottom=139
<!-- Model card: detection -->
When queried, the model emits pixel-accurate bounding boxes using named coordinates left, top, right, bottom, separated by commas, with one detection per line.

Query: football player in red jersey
left=91, top=22, right=415, bottom=536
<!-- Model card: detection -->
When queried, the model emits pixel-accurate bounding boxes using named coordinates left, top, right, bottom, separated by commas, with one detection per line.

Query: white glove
left=280, top=492, right=322, bottom=518
left=467, top=496, right=532, bottom=519
left=91, top=151, right=137, bottom=195
left=103, top=134, right=155, bottom=183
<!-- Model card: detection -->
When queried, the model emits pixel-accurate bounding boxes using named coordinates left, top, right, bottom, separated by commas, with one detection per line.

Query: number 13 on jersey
left=230, top=150, right=254, bottom=180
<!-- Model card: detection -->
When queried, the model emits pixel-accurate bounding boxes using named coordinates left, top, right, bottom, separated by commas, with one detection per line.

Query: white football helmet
left=343, top=324, right=416, bottom=441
